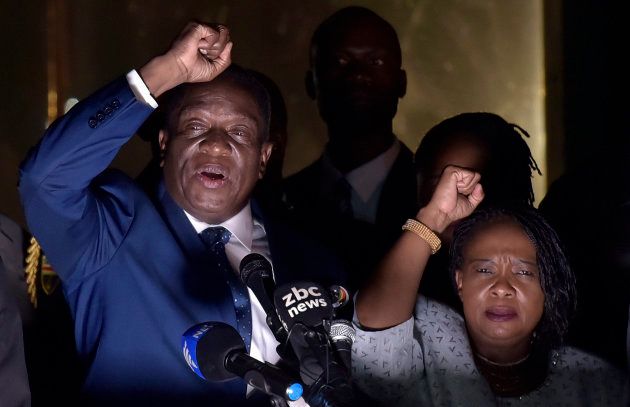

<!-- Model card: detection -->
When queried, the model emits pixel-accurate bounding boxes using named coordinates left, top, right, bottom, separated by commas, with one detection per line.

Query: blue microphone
left=182, top=321, right=303, bottom=402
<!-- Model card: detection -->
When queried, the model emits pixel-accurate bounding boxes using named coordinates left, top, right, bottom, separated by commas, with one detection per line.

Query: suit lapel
left=375, top=145, right=418, bottom=228
left=155, top=180, right=207, bottom=259
left=155, top=179, right=236, bottom=324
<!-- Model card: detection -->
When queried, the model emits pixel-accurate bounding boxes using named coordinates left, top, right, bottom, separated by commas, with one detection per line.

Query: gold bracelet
left=402, top=219, right=441, bottom=254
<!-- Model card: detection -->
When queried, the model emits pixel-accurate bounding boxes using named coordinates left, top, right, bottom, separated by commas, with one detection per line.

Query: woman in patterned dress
left=352, top=165, right=627, bottom=406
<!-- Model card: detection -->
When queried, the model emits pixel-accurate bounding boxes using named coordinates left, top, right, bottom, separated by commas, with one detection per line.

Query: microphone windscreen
left=239, top=253, right=273, bottom=285
left=327, top=320, right=356, bottom=344
left=273, top=281, right=333, bottom=330
left=182, top=322, right=245, bottom=381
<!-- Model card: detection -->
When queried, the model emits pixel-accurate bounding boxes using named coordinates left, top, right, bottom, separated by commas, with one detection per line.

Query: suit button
left=111, top=98, right=120, bottom=109
left=104, top=106, right=113, bottom=115
left=96, top=111, right=105, bottom=121
left=88, top=117, right=98, bottom=128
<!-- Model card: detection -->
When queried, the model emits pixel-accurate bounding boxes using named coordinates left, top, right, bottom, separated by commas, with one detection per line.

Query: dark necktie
left=199, top=226, right=252, bottom=352
left=334, top=177, right=354, bottom=219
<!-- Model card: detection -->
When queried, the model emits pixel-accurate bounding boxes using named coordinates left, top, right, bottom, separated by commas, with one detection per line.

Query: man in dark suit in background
left=0, top=256, right=31, bottom=406
left=284, top=7, right=417, bottom=290
left=19, top=22, right=343, bottom=406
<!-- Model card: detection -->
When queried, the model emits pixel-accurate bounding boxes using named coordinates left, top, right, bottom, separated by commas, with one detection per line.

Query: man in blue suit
left=19, top=22, right=343, bottom=406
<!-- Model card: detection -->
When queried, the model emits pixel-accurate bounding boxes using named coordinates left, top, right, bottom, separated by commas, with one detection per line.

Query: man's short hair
left=309, top=6, right=402, bottom=67
left=160, top=64, right=271, bottom=143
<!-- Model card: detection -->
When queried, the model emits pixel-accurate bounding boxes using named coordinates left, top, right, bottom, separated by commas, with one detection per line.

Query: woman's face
left=455, top=219, right=544, bottom=363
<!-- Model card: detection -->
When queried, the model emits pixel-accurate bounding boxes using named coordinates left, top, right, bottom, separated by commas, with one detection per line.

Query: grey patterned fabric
left=352, top=296, right=628, bottom=406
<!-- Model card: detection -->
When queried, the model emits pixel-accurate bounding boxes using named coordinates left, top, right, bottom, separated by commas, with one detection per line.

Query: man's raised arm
left=18, top=22, right=232, bottom=278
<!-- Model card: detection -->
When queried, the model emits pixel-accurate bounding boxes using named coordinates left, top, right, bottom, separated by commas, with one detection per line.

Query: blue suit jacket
left=19, top=76, right=345, bottom=406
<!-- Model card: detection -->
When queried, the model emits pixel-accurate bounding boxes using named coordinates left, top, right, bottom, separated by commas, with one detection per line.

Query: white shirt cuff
left=126, top=69, right=158, bottom=109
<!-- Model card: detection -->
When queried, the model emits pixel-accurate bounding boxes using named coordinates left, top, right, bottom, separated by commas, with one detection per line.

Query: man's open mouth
left=196, top=165, right=228, bottom=186
left=201, top=170, right=225, bottom=180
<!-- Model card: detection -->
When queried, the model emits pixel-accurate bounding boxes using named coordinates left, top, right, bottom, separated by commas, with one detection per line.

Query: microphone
left=326, top=320, right=355, bottom=372
left=328, top=285, right=350, bottom=314
left=240, top=252, right=351, bottom=335
left=182, top=321, right=303, bottom=402
left=239, top=253, right=288, bottom=344
left=273, top=281, right=355, bottom=407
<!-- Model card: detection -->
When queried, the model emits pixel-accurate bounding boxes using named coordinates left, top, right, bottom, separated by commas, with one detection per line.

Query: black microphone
left=182, top=321, right=303, bottom=403
left=239, top=253, right=288, bottom=344
left=273, top=281, right=355, bottom=407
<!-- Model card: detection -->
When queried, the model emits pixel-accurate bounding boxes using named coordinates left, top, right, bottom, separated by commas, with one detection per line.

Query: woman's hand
left=417, top=165, right=484, bottom=234
left=356, top=166, right=483, bottom=329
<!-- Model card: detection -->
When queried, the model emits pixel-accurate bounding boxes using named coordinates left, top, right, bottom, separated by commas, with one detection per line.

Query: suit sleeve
left=18, top=76, right=155, bottom=284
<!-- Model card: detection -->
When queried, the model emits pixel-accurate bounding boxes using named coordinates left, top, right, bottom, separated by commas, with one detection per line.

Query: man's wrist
left=126, top=70, right=158, bottom=108
left=138, top=54, right=185, bottom=98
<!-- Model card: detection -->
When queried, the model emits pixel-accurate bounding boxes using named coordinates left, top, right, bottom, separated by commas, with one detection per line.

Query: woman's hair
left=449, top=205, right=577, bottom=352
left=415, top=112, right=541, bottom=206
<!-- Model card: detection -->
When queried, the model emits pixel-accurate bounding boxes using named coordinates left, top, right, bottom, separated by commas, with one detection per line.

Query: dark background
left=0, top=0, right=623, bottom=226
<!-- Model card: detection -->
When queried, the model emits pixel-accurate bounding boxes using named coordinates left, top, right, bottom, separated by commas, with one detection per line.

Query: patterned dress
left=352, top=296, right=628, bottom=406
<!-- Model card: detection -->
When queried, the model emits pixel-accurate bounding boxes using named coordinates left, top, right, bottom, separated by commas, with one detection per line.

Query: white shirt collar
left=184, top=202, right=258, bottom=250
left=183, top=204, right=278, bottom=370
left=322, top=140, right=400, bottom=202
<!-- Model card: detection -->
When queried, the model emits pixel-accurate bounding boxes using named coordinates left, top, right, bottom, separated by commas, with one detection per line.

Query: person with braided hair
left=415, top=112, right=541, bottom=209
left=414, top=112, right=542, bottom=310
left=352, top=166, right=627, bottom=405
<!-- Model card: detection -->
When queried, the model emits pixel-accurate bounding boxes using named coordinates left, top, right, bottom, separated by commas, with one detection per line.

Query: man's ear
left=305, top=70, right=317, bottom=100
left=398, top=69, right=407, bottom=98
left=158, top=129, right=169, bottom=167
left=455, top=270, right=464, bottom=301
left=258, top=142, right=274, bottom=179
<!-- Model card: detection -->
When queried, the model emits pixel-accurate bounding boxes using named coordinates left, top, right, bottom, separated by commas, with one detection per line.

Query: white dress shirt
left=321, top=140, right=401, bottom=223
left=184, top=204, right=281, bottom=366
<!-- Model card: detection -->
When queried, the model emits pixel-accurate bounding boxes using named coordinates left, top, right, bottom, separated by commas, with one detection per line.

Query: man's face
left=160, top=79, right=272, bottom=224
left=455, top=220, right=545, bottom=362
left=309, top=17, right=405, bottom=125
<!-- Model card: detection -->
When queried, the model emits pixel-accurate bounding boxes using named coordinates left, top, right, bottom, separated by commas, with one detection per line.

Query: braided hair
left=449, top=205, right=577, bottom=353
left=415, top=112, right=541, bottom=206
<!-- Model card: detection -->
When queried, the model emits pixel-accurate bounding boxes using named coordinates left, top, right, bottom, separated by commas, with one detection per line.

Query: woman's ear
left=455, top=270, right=464, bottom=301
